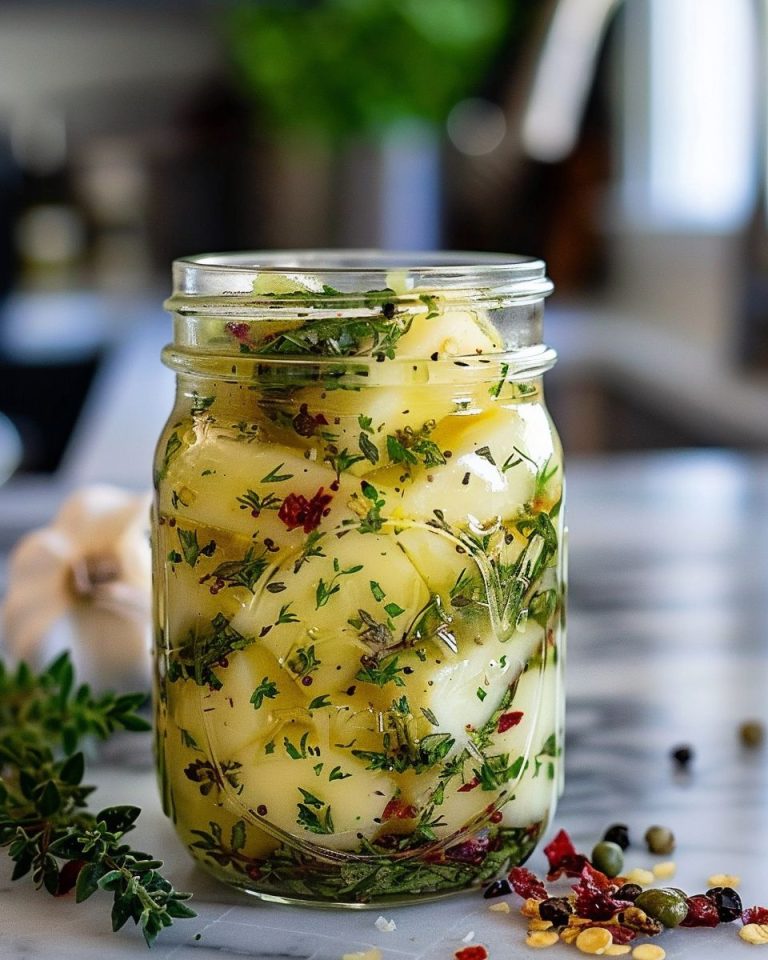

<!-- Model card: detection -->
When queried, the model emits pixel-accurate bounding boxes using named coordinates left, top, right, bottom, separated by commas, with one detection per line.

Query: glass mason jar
left=153, top=251, right=565, bottom=907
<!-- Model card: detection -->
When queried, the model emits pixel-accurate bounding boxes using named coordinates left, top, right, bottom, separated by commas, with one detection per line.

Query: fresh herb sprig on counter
left=0, top=653, right=195, bottom=947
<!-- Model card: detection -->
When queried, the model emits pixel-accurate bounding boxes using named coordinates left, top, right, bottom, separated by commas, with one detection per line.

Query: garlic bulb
left=2, top=485, right=152, bottom=690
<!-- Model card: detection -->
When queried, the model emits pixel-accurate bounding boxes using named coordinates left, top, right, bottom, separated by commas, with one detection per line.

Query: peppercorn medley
left=153, top=275, right=565, bottom=903
left=485, top=827, right=768, bottom=953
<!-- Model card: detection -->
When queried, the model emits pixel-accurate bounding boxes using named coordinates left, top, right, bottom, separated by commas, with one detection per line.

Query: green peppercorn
left=634, top=888, right=688, bottom=928
left=591, top=840, right=624, bottom=877
left=645, top=824, right=676, bottom=855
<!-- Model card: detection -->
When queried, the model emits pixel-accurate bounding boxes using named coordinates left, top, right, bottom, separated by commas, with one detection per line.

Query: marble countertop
left=3, top=451, right=768, bottom=959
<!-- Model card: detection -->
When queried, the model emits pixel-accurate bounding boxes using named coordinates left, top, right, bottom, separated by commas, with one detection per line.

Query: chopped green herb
left=308, top=694, right=332, bottom=710
left=315, top=558, right=364, bottom=609
left=420, top=707, right=440, bottom=727
left=275, top=602, right=299, bottom=625
left=260, top=463, right=294, bottom=483
left=474, top=445, right=496, bottom=466
left=191, top=393, right=215, bottom=415
left=384, top=601, right=405, bottom=618
left=250, top=678, right=278, bottom=710
left=209, top=546, right=269, bottom=593
left=293, top=530, right=326, bottom=573
left=355, top=656, right=405, bottom=688
left=369, top=580, right=386, bottom=602
left=177, top=527, right=201, bottom=568
left=476, top=687, right=487, bottom=702
left=328, top=766, right=351, bottom=781
left=358, top=431, right=379, bottom=464
left=236, top=489, right=282, bottom=515
left=288, top=644, right=321, bottom=680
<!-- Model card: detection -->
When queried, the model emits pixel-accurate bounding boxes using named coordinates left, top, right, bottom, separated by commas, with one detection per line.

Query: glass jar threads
left=153, top=251, right=565, bottom=906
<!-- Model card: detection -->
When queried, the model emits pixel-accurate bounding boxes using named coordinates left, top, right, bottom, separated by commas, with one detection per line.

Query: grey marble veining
left=2, top=451, right=768, bottom=959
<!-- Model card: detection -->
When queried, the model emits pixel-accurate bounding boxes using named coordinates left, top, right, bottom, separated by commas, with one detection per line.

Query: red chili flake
left=680, top=894, right=721, bottom=927
left=573, top=864, right=633, bottom=920
left=507, top=866, right=548, bottom=901
left=381, top=797, right=418, bottom=821
left=544, top=829, right=589, bottom=880
left=497, top=711, right=524, bottom=733
left=454, top=946, right=488, bottom=960
left=458, top=777, right=480, bottom=793
left=743, top=906, right=768, bottom=925
left=225, top=321, right=251, bottom=341
left=277, top=487, right=333, bottom=533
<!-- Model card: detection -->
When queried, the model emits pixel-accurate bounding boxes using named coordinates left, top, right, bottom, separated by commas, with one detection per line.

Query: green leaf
left=358, top=432, right=379, bottom=464
left=96, top=806, right=141, bottom=834
left=260, top=462, right=293, bottom=483
left=230, top=820, right=246, bottom=851
left=36, top=780, right=61, bottom=817
left=386, top=434, right=418, bottom=465
left=369, top=580, right=386, bottom=602
left=59, top=751, right=85, bottom=786
left=250, top=678, right=278, bottom=710
left=177, top=527, right=201, bottom=567
left=383, top=602, right=405, bottom=618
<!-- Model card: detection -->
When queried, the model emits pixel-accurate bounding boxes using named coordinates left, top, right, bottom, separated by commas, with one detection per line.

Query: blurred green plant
left=226, top=0, right=519, bottom=139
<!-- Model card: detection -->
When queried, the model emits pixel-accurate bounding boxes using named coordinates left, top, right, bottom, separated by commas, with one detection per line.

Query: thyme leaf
left=0, top=653, right=194, bottom=946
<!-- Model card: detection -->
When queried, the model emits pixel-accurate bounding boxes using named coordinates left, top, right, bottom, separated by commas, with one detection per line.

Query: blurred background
left=0, top=0, right=766, bottom=487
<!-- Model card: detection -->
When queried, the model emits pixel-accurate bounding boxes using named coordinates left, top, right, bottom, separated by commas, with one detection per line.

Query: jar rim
left=170, top=249, right=553, bottom=303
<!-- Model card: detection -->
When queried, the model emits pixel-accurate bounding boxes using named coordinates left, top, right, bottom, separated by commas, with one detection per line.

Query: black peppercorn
left=539, top=897, right=574, bottom=925
left=615, top=883, right=643, bottom=902
left=603, top=823, right=630, bottom=850
left=671, top=744, right=694, bottom=769
left=483, top=878, right=512, bottom=899
left=706, top=886, right=743, bottom=923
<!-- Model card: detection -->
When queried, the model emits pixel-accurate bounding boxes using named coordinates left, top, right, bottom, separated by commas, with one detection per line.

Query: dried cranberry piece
left=539, top=896, right=573, bottom=925
left=680, top=894, right=721, bottom=927
left=225, top=321, right=251, bottom=341
left=544, top=828, right=590, bottom=880
left=573, top=864, right=633, bottom=921
left=706, top=886, right=743, bottom=923
left=458, top=777, right=480, bottom=793
left=743, top=906, right=768, bottom=925
left=292, top=403, right=328, bottom=437
left=507, top=866, right=548, bottom=901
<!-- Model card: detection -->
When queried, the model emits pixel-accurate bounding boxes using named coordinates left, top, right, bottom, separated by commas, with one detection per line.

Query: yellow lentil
left=560, top=928, right=581, bottom=945
left=624, top=868, right=655, bottom=887
left=526, top=930, right=560, bottom=949
left=605, top=948, right=631, bottom=957
left=342, top=951, right=382, bottom=960
left=575, top=928, right=614, bottom=954
left=631, top=946, right=666, bottom=960
left=487, top=901, right=510, bottom=913
left=707, top=873, right=741, bottom=887
left=528, top=919, right=554, bottom=931
left=521, top=897, right=542, bottom=918
left=740, top=924, right=768, bottom=945
left=652, top=861, right=676, bottom=879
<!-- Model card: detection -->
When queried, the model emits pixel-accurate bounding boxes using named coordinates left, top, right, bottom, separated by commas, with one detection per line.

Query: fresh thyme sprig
left=0, top=652, right=195, bottom=947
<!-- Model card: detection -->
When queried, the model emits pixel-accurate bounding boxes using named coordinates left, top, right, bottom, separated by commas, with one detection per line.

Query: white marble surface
left=3, top=451, right=768, bottom=958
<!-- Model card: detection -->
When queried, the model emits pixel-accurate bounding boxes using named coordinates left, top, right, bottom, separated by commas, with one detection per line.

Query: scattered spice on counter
left=483, top=827, right=768, bottom=953
left=643, top=826, right=675, bottom=856
left=670, top=744, right=694, bottom=770
left=739, top=720, right=765, bottom=748
left=454, top=946, right=488, bottom=960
